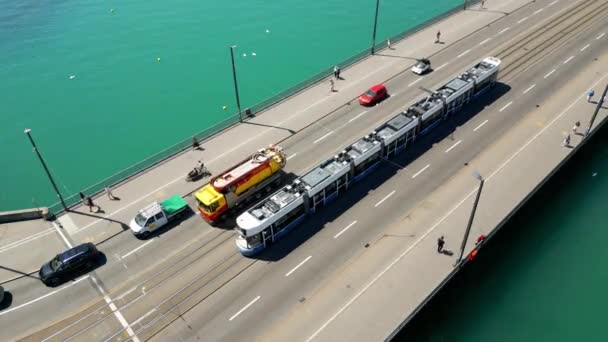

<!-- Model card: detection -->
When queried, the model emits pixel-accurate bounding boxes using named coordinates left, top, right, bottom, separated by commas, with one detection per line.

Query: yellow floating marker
left=222, top=105, right=228, bottom=110
left=156, top=57, right=161, bottom=62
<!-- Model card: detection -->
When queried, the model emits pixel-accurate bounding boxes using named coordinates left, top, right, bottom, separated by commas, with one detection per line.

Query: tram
left=235, top=57, right=501, bottom=255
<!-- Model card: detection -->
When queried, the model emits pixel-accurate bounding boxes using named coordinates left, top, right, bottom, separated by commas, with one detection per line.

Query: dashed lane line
left=121, top=240, right=155, bottom=259
left=498, top=27, right=510, bottom=34
left=563, top=56, right=574, bottom=64
left=598, top=33, right=606, bottom=40
left=349, top=110, right=368, bottom=123
left=445, top=140, right=462, bottom=153
left=533, top=8, right=543, bottom=15
left=580, top=44, right=590, bottom=52
left=517, top=17, right=528, bottom=24
left=229, top=296, right=261, bottom=321
left=285, top=256, right=312, bottom=277
left=408, top=78, right=422, bottom=87
left=334, top=221, right=357, bottom=239
left=287, top=153, right=297, bottom=161
left=412, top=165, right=430, bottom=179
left=457, top=49, right=471, bottom=58
left=435, top=63, right=449, bottom=71
left=374, top=190, right=396, bottom=207
left=544, top=69, right=556, bottom=79
left=523, top=84, right=536, bottom=94
left=473, top=119, right=489, bottom=132
left=479, top=38, right=491, bottom=46
left=499, top=102, right=513, bottom=112
left=314, top=131, right=334, bottom=144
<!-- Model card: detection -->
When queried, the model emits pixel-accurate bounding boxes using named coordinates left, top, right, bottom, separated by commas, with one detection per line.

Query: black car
left=39, top=243, right=100, bottom=286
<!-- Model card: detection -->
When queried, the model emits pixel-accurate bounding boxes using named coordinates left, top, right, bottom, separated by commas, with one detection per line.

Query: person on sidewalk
left=105, top=185, right=118, bottom=200
left=330, top=79, right=336, bottom=92
left=79, top=191, right=86, bottom=204
left=387, top=38, right=392, bottom=49
left=192, top=137, right=200, bottom=150
left=587, top=89, right=595, bottom=102
left=572, top=121, right=581, bottom=135
left=437, top=236, right=445, bottom=253
left=85, top=196, right=100, bottom=213
left=435, top=30, right=441, bottom=44
left=563, top=134, right=571, bottom=147
left=481, top=0, right=486, bottom=9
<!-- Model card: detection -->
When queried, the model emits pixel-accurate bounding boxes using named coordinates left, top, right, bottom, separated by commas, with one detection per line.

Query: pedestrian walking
left=572, top=121, right=581, bottom=134
left=105, top=185, right=117, bottom=200
left=330, top=79, right=335, bottom=92
left=333, top=65, right=338, bottom=79
left=437, top=235, right=445, bottom=253
left=79, top=191, right=86, bottom=203
left=563, top=134, right=571, bottom=147
left=85, top=196, right=100, bottom=213
left=192, top=136, right=200, bottom=150
left=387, top=38, right=392, bottom=49
left=588, top=89, right=595, bottom=102
left=481, top=0, right=486, bottom=9
left=435, top=30, right=441, bottom=43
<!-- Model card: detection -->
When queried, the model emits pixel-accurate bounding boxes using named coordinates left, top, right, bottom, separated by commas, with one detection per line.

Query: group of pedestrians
left=79, top=185, right=119, bottom=213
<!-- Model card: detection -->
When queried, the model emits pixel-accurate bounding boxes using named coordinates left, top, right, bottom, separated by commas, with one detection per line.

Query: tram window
left=325, top=182, right=337, bottom=195
left=274, top=205, right=306, bottom=233
left=354, top=152, right=381, bottom=175
left=247, top=233, right=262, bottom=248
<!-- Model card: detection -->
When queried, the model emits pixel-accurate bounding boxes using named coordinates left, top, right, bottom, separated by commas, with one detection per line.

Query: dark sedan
left=39, top=243, right=100, bottom=287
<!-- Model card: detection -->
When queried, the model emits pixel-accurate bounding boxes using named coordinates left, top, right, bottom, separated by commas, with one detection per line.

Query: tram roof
left=238, top=183, right=304, bottom=230
left=375, top=111, right=418, bottom=141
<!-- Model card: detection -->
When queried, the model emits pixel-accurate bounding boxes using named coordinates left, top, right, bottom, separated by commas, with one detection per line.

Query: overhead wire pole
left=24, top=128, right=68, bottom=211
left=371, top=0, right=380, bottom=54
left=455, top=172, right=485, bottom=266
left=229, top=45, right=243, bottom=122
left=585, top=83, right=608, bottom=137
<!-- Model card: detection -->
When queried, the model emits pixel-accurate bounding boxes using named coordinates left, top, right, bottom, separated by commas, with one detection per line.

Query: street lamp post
left=455, top=172, right=485, bottom=266
left=585, top=83, right=608, bottom=137
left=229, top=45, right=243, bottom=122
left=371, top=0, right=380, bottom=54
left=24, top=128, right=68, bottom=211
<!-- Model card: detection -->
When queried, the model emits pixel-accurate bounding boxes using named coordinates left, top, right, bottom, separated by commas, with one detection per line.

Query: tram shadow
left=253, top=83, right=511, bottom=261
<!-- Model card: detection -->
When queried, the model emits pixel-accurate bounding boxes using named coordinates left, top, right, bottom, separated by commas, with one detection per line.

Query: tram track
left=497, top=0, right=608, bottom=81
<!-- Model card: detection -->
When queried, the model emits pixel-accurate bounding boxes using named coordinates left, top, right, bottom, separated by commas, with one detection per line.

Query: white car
left=411, top=59, right=431, bottom=75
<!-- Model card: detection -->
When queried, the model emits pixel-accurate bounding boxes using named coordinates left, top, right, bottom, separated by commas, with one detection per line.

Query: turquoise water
left=0, top=0, right=462, bottom=211
left=395, top=128, right=608, bottom=341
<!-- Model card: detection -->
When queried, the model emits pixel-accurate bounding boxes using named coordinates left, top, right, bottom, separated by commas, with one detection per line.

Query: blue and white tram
left=235, top=57, right=501, bottom=255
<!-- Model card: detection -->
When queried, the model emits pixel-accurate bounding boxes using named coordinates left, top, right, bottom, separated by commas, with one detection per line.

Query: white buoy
left=243, top=53, right=247, bottom=57
left=266, top=29, right=270, bottom=33
left=252, top=52, right=257, bottom=56
left=69, top=75, right=76, bottom=79
left=592, top=172, right=598, bottom=177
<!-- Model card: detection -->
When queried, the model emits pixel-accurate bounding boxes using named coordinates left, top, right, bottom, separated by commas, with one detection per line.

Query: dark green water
left=395, top=127, right=608, bottom=341
left=0, top=0, right=462, bottom=210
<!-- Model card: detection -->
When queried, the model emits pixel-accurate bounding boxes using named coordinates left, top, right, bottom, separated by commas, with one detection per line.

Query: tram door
left=262, top=227, right=272, bottom=246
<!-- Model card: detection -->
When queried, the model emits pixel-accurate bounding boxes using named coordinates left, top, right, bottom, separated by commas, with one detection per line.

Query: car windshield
left=50, top=256, right=62, bottom=271
left=365, top=89, right=377, bottom=97
left=416, top=61, right=426, bottom=67
left=134, top=213, right=147, bottom=226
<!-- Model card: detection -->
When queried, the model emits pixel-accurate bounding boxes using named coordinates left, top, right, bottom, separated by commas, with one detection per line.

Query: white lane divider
left=549, top=0, right=558, bottom=6
left=435, top=63, right=449, bottom=71
left=334, top=221, right=357, bottom=239
left=473, top=119, right=489, bottom=132
left=412, top=165, right=430, bottom=179
left=478, top=38, right=491, bottom=46
left=523, top=84, right=536, bottom=94
left=533, top=8, right=543, bottom=15
left=499, top=101, right=513, bottom=112
left=408, top=78, right=422, bottom=87
left=229, top=296, right=261, bottom=321
left=285, top=256, right=312, bottom=277
left=544, top=69, right=556, bottom=79
left=287, top=152, right=298, bottom=161
left=445, top=140, right=462, bottom=153
left=121, top=240, right=155, bottom=259
left=563, top=56, right=574, bottom=64
left=374, top=190, right=396, bottom=207
left=597, top=33, right=606, bottom=40
left=0, top=229, right=54, bottom=253
left=498, top=27, right=510, bottom=34
left=517, top=17, right=528, bottom=24
left=314, top=131, right=333, bottom=144
left=580, top=44, right=590, bottom=52
left=349, top=110, right=368, bottom=123
left=457, top=49, right=471, bottom=58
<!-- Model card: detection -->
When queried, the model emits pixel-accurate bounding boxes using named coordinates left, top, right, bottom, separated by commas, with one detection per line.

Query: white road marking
left=435, top=63, right=449, bottom=71
left=549, top=0, right=558, bottom=6
left=473, top=119, right=489, bottom=132
left=544, top=69, right=556, bottom=79
left=563, top=56, right=574, bottom=64
left=334, top=221, right=357, bottom=239
left=445, top=140, right=462, bottom=153
left=131, top=308, right=157, bottom=326
left=408, top=78, right=422, bottom=87
left=499, top=101, right=513, bottom=112
left=285, top=256, right=312, bottom=277
left=121, top=240, right=155, bottom=259
left=533, top=9, right=543, bottom=15
left=374, top=190, right=396, bottom=207
left=412, top=165, right=430, bottom=179
left=0, top=276, right=90, bottom=317
left=229, top=296, right=261, bottom=321
left=498, top=27, right=510, bottom=34
left=597, top=33, right=606, bottom=40
left=457, top=49, right=471, bottom=58
left=523, top=84, right=536, bottom=94
left=517, top=17, right=528, bottom=24
left=0, top=229, right=54, bottom=253
left=349, top=110, right=368, bottom=123
left=305, top=71, right=608, bottom=342
left=478, top=38, right=491, bottom=46
left=52, top=221, right=73, bottom=247
left=287, top=152, right=297, bottom=161
left=580, top=44, right=590, bottom=52
left=314, top=131, right=333, bottom=144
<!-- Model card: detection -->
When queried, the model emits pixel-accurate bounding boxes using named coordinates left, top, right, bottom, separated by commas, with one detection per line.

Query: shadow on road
left=0, top=266, right=39, bottom=281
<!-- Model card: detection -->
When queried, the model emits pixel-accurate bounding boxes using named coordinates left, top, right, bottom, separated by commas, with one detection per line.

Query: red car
left=359, top=84, right=388, bottom=106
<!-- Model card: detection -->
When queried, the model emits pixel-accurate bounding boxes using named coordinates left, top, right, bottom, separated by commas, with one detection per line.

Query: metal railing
left=48, top=0, right=478, bottom=215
